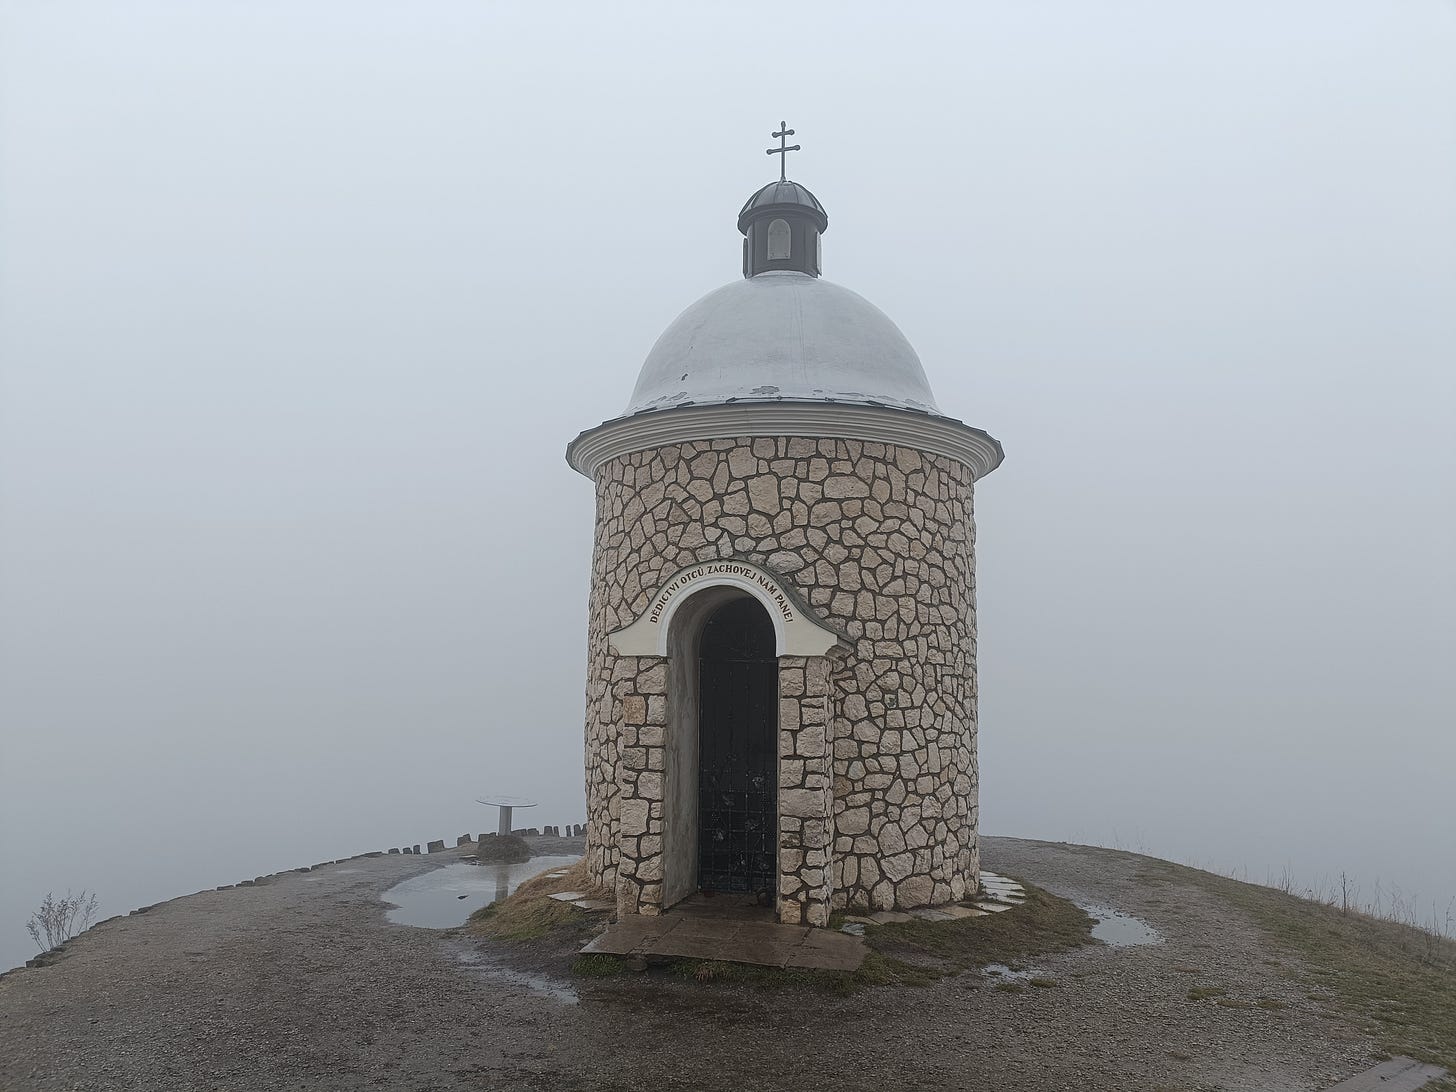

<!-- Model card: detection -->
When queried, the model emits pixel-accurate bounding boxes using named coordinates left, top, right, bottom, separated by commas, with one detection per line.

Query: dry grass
left=1143, top=858, right=1456, bottom=1071
left=466, top=859, right=610, bottom=942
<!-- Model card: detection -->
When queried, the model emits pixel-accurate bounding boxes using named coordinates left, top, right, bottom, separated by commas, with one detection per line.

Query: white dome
left=625, top=272, right=941, bottom=416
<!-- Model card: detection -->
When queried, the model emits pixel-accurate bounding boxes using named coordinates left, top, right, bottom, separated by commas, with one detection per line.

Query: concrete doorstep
left=1322, top=1057, right=1448, bottom=1092
left=581, top=913, right=866, bottom=972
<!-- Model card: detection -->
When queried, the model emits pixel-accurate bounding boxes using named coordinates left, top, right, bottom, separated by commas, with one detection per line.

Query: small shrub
left=26, top=890, right=99, bottom=951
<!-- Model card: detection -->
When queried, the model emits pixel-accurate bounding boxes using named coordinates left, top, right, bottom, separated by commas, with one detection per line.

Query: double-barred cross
left=766, top=122, right=800, bottom=182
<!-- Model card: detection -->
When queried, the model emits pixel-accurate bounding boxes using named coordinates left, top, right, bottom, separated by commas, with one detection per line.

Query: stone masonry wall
left=582, top=435, right=980, bottom=914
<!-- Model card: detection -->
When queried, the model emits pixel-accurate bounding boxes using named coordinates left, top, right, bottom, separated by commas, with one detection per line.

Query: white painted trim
left=565, top=402, right=1003, bottom=481
left=609, top=560, right=843, bottom=658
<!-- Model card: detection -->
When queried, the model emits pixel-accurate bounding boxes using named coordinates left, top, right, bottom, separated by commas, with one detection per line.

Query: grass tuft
left=1187, top=986, right=1228, bottom=1001
left=571, top=953, right=629, bottom=978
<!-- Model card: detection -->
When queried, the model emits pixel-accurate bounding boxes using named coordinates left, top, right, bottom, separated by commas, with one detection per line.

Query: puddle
left=381, top=856, right=579, bottom=928
left=452, top=946, right=578, bottom=1005
left=982, top=962, right=1039, bottom=982
left=1080, top=904, right=1162, bottom=947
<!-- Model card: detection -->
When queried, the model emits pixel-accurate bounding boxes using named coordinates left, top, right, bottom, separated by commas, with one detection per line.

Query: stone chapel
left=566, top=138, right=1003, bottom=926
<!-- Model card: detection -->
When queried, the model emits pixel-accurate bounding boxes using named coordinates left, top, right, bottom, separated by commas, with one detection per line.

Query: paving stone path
left=0, top=836, right=1395, bottom=1091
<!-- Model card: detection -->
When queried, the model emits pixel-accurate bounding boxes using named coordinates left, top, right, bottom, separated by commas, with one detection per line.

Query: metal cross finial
left=766, top=121, right=800, bottom=182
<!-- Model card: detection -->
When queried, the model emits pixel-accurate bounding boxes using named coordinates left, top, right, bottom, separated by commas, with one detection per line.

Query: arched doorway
left=696, top=597, right=778, bottom=897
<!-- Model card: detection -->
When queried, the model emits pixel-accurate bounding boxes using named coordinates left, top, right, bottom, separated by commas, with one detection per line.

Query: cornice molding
left=566, top=403, right=1003, bottom=482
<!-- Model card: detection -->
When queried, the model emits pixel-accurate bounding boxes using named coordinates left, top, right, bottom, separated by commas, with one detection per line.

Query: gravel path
left=0, top=836, right=1382, bottom=1091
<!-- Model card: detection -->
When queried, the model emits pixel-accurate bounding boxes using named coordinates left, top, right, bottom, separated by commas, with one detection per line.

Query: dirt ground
left=0, top=836, right=1385, bottom=1091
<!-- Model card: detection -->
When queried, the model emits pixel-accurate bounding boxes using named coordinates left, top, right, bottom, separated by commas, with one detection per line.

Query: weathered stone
left=620, top=798, right=650, bottom=837
left=582, top=435, right=981, bottom=918
left=823, top=475, right=870, bottom=499
left=747, top=475, right=780, bottom=513
left=898, top=873, right=934, bottom=906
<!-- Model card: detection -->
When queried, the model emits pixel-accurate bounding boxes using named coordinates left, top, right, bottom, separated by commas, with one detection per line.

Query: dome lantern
left=739, top=123, right=828, bottom=277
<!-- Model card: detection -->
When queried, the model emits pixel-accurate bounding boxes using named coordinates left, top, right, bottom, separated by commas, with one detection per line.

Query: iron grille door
left=697, top=598, right=778, bottom=895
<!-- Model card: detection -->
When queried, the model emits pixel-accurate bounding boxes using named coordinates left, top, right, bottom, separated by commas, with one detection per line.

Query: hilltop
left=1, top=837, right=1450, bottom=1092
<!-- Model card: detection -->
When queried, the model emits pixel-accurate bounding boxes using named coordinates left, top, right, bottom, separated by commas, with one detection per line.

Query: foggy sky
left=2, top=1, right=1453, bottom=970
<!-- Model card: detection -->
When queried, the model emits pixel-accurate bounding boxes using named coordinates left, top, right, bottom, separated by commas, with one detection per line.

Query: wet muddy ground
left=0, top=836, right=1383, bottom=1091
left=382, top=855, right=581, bottom=929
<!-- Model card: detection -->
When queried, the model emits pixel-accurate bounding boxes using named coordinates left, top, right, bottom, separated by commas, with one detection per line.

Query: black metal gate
left=697, top=597, right=777, bottom=895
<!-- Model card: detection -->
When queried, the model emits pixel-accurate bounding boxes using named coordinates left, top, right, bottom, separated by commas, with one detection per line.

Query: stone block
left=823, top=476, right=870, bottom=499
left=899, top=874, right=934, bottom=907
left=794, top=722, right=826, bottom=757
left=881, top=852, right=913, bottom=882
left=779, top=699, right=800, bottom=730
left=727, top=448, right=758, bottom=477
left=779, top=787, right=826, bottom=818
left=748, top=475, right=780, bottom=513
left=620, top=798, right=650, bottom=837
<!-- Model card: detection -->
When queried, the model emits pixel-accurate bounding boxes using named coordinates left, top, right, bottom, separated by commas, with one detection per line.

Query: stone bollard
left=388, top=848, right=400, bottom=854
left=412, top=844, right=422, bottom=854
left=427, top=839, right=446, bottom=853
left=456, top=834, right=472, bottom=847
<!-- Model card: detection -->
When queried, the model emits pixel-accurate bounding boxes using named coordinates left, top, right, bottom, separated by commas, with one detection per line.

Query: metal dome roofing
left=623, top=271, right=940, bottom=416
left=737, top=180, right=828, bottom=233
left=564, top=167, right=1003, bottom=482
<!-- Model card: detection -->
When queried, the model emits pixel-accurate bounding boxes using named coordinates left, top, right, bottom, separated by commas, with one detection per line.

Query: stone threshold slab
left=582, top=914, right=866, bottom=972
left=1322, top=1057, right=1447, bottom=1092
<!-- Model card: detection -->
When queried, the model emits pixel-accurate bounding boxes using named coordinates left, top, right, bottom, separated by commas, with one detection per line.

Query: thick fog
left=2, top=2, right=1452, bottom=970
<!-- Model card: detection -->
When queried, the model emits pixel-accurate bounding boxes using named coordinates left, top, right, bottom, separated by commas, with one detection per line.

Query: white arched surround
left=609, top=560, right=844, bottom=658
left=609, top=564, right=842, bottom=926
